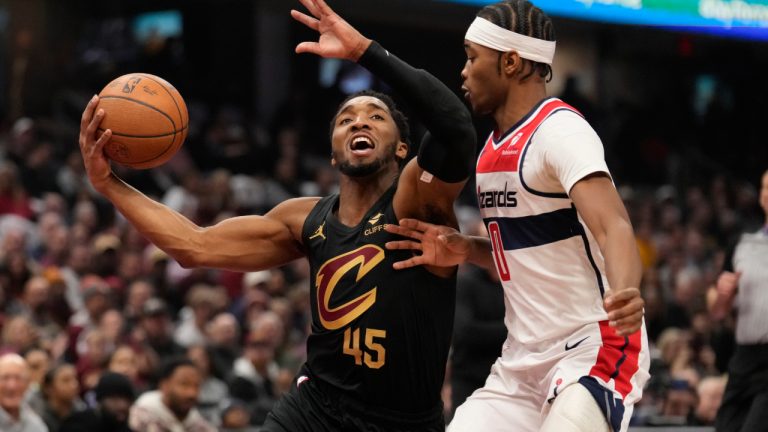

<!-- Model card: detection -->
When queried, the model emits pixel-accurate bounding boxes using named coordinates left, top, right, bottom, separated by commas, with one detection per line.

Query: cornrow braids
left=477, top=0, right=556, bottom=82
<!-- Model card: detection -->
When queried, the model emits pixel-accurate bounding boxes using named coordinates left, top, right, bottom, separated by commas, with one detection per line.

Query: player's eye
left=339, top=118, right=352, bottom=125
left=371, top=114, right=384, bottom=120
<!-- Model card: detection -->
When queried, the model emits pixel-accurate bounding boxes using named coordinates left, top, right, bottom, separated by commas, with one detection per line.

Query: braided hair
left=477, top=0, right=556, bottom=82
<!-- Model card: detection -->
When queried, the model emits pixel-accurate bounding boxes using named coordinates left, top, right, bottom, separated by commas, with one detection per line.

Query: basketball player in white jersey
left=385, top=1, right=649, bottom=431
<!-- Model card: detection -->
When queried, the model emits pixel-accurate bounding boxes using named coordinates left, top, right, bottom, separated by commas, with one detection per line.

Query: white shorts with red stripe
left=448, top=320, right=650, bottom=432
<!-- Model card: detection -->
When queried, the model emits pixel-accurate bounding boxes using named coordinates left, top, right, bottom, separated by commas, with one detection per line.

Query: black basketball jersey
left=301, top=184, right=456, bottom=414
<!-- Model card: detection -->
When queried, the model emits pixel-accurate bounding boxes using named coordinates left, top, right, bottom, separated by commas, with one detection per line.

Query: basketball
left=97, top=73, right=189, bottom=169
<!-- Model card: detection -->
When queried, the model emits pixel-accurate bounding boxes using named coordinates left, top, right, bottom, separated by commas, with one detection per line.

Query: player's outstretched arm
left=292, top=0, right=476, bottom=223
left=570, top=173, right=644, bottom=336
left=80, top=96, right=309, bottom=272
left=384, top=219, right=494, bottom=271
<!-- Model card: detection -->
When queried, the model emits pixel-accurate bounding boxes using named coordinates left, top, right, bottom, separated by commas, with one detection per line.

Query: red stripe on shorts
left=589, top=320, right=642, bottom=399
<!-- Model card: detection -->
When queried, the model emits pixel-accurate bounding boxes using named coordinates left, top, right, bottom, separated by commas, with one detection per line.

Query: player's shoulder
left=267, top=197, right=322, bottom=232
left=538, top=108, right=592, bottom=134
left=535, top=108, right=600, bottom=147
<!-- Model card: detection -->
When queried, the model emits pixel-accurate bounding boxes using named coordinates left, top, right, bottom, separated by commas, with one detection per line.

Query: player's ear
left=503, top=51, right=522, bottom=76
left=395, top=141, right=408, bottom=160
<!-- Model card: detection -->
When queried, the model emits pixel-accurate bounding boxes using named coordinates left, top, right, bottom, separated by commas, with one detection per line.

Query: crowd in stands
left=0, top=99, right=762, bottom=429
left=0, top=15, right=765, bottom=428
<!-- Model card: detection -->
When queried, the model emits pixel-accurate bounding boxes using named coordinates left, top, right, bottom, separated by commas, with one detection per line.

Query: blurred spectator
left=646, top=379, right=697, bottom=426
left=128, top=357, right=215, bottom=432
left=220, top=399, right=257, bottom=432
left=187, top=344, right=228, bottom=426
left=68, top=277, right=110, bottom=329
left=2, top=315, right=39, bottom=355
left=693, top=375, right=726, bottom=426
left=22, top=349, right=50, bottom=401
left=7, top=276, right=53, bottom=328
left=0, top=162, right=34, bottom=219
left=205, top=312, right=240, bottom=380
left=106, top=345, right=141, bottom=390
left=708, top=169, right=768, bottom=431
left=0, top=353, right=47, bottom=431
left=123, top=279, right=154, bottom=329
left=230, top=315, right=281, bottom=426
left=98, top=309, right=125, bottom=348
left=74, top=330, right=109, bottom=395
left=174, top=284, right=227, bottom=348
left=59, top=372, right=135, bottom=432
left=35, top=363, right=86, bottom=431
left=134, top=297, right=184, bottom=359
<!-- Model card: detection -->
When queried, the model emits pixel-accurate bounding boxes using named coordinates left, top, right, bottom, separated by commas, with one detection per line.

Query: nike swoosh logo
left=565, top=336, right=589, bottom=351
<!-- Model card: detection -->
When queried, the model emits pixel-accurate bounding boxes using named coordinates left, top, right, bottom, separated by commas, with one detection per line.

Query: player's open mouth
left=349, top=135, right=376, bottom=156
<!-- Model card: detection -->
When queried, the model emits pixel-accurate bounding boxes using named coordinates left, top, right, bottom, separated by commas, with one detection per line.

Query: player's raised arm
left=80, top=96, right=309, bottom=272
left=292, top=0, right=476, bottom=223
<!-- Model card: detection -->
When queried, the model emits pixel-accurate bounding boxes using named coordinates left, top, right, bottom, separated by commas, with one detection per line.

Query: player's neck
left=494, top=83, right=548, bottom=134
left=336, top=171, right=397, bottom=226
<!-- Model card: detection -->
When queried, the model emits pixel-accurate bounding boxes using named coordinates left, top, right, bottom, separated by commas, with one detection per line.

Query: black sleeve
left=358, top=41, right=476, bottom=183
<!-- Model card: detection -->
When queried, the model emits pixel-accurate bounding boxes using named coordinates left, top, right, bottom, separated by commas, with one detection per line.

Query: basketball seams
left=98, top=73, right=188, bottom=169
left=135, top=73, right=187, bottom=129
left=133, top=74, right=188, bottom=168
left=99, top=95, right=178, bottom=131
left=97, top=125, right=189, bottom=139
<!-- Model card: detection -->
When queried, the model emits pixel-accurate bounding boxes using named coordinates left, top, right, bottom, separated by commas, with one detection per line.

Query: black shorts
left=261, top=366, right=445, bottom=432
left=716, top=343, right=768, bottom=432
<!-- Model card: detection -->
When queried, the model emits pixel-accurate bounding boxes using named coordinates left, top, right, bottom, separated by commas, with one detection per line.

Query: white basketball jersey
left=476, top=98, right=612, bottom=346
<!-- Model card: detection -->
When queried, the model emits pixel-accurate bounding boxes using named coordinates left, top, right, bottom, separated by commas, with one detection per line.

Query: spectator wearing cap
left=143, top=245, right=171, bottom=301
left=129, top=357, right=216, bottom=432
left=231, top=271, right=271, bottom=331
left=59, top=372, right=135, bottom=432
left=91, top=234, right=123, bottom=292
left=0, top=353, right=47, bottom=432
left=65, top=277, right=110, bottom=365
left=134, top=298, right=185, bottom=359
left=174, top=284, right=227, bottom=348
left=68, top=276, right=110, bottom=329
left=232, top=270, right=272, bottom=322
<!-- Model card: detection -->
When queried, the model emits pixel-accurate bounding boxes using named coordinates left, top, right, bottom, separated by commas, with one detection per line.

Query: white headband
left=465, top=17, right=556, bottom=65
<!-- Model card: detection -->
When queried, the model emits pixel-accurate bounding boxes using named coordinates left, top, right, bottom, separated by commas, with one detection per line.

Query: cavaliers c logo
left=316, top=245, right=384, bottom=330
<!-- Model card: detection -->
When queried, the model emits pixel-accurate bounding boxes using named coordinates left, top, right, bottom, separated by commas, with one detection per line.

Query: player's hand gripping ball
left=97, top=73, right=189, bottom=169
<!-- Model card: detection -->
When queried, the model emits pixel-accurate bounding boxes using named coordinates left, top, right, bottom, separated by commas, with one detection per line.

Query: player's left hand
left=291, top=0, right=372, bottom=61
left=603, top=287, right=644, bottom=336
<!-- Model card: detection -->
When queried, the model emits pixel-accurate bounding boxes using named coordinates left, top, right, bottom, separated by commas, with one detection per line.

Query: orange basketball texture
left=98, top=73, right=188, bottom=169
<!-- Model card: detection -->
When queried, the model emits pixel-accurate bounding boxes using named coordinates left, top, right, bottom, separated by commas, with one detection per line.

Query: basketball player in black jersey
left=78, top=0, right=476, bottom=430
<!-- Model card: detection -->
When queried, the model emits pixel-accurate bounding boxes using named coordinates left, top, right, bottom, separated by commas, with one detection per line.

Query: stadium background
left=0, top=0, right=766, bottom=430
